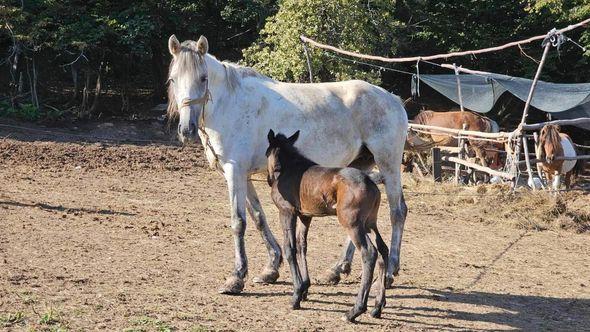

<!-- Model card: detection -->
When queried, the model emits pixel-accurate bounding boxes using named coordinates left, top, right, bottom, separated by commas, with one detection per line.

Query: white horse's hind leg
left=219, top=162, right=249, bottom=294
left=246, top=181, right=282, bottom=283
left=321, top=237, right=355, bottom=284
left=367, top=133, right=407, bottom=288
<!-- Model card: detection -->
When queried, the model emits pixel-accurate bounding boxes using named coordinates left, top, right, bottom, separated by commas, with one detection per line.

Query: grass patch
left=0, top=311, right=26, bottom=327
left=125, top=316, right=175, bottom=332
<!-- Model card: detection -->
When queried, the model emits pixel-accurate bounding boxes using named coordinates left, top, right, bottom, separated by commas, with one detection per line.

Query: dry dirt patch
left=1, top=138, right=589, bottom=331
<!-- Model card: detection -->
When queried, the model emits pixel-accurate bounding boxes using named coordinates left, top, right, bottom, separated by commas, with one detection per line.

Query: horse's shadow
left=244, top=284, right=590, bottom=330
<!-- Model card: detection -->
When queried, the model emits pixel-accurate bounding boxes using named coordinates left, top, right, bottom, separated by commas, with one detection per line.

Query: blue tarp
left=413, top=73, right=590, bottom=129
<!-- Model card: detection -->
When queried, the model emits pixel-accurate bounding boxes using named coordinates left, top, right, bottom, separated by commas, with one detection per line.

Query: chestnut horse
left=411, top=110, right=502, bottom=168
left=536, top=124, right=583, bottom=189
left=266, top=130, right=388, bottom=322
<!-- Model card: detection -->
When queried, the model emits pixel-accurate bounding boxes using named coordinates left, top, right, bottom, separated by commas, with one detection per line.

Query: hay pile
left=402, top=174, right=590, bottom=233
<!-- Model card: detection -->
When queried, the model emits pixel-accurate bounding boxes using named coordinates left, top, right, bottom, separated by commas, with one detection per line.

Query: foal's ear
left=168, top=35, right=181, bottom=56
left=267, top=129, right=275, bottom=142
left=288, top=130, right=300, bottom=145
left=196, top=35, right=209, bottom=55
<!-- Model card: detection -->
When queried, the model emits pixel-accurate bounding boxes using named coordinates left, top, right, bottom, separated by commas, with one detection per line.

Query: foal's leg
left=219, top=163, right=249, bottom=294
left=371, top=228, right=389, bottom=319
left=246, top=181, right=282, bottom=284
left=281, top=211, right=304, bottom=309
left=344, top=229, right=377, bottom=323
left=323, top=159, right=377, bottom=285
left=297, top=216, right=312, bottom=300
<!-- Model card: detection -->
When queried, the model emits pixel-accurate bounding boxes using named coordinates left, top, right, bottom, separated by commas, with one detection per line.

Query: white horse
left=167, top=35, right=408, bottom=294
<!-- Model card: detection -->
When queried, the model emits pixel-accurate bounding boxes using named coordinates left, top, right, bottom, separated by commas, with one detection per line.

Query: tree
left=242, top=0, right=404, bottom=84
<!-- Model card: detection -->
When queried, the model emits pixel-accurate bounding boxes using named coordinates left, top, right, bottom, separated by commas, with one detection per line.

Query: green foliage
left=243, top=0, right=404, bottom=83
left=0, top=102, right=41, bottom=121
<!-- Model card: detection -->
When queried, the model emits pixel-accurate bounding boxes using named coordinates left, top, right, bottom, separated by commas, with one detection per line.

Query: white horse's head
left=167, top=35, right=210, bottom=144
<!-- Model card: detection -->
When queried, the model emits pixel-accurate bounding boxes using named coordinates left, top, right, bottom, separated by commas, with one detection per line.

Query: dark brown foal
left=266, top=130, right=388, bottom=322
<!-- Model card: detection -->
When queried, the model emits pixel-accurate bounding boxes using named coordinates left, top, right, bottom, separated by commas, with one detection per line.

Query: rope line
left=322, top=51, right=414, bottom=76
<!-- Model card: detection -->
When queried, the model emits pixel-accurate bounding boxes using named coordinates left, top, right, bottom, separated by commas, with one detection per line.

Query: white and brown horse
left=536, top=124, right=583, bottom=190
left=166, top=35, right=408, bottom=294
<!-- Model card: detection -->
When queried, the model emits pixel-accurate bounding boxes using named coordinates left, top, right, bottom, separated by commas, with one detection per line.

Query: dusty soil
left=1, top=124, right=590, bottom=331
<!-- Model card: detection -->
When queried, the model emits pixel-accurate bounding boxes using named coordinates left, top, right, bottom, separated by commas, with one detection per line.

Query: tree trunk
left=88, top=61, right=104, bottom=117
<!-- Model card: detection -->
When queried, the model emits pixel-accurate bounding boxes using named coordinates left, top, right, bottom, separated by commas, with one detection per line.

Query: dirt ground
left=1, top=122, right=589, bottom=331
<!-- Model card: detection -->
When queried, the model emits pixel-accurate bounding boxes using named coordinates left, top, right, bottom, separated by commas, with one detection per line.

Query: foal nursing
left=266, top=130, right=388, bottom=322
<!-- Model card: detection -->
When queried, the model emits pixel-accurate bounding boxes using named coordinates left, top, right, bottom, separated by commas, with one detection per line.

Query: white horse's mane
left=220, top=60, right=273, bottom=92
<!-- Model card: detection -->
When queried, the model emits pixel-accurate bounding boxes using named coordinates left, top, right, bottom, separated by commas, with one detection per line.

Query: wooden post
left=432, top=147, right=442, bottom=182
left=532, top=132, right=546, bottom=189
left=522, top=136, right=536, bottom=190
left=301, top=38, right=313, bottom=83
left=453, top=63, right=465, bottom=113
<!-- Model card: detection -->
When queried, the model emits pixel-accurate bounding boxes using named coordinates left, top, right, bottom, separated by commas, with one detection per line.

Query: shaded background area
left=1, top=0, right=589, bottom=126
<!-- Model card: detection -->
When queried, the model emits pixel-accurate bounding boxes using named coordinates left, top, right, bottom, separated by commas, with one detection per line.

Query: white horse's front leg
left=246, top=180, right=282, bottom=284
left=219, top=162, right=249, bottom=294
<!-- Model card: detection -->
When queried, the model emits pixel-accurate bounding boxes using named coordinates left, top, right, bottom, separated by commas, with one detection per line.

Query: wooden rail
left=441, top=156, right=514, bottom=179
left=520, top=118, right=590, bottom=130
left=408, top=123, right=513, bottom=139
left=518, top=155, right=590, bottom=165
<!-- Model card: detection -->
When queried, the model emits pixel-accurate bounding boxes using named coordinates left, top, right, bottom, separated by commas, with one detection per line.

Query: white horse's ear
left=196, top=35, right=209, bottom=55
left=288, top=130, right=300, bottom=145
left=267, top=129, right=275, bottom=142
left=168, top=35, right=181, bottom=56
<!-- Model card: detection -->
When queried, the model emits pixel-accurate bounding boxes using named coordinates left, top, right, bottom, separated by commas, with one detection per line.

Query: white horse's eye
left=166, top=78, right=174, bottom=85
left=201, top=75, right=208, bottom=82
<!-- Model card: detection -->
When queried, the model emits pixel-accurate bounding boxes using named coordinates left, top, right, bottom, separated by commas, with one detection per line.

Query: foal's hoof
left=252, top=267, right=279, bottom=284
left=218, top=276, right=244, bottom=295
left=319, top=269, right=341, bottom=285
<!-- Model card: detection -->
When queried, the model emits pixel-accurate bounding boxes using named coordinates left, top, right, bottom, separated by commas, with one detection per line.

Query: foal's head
left=265, top=129, right=300, bottom=186
left=539, top=124, right=563, bottom=164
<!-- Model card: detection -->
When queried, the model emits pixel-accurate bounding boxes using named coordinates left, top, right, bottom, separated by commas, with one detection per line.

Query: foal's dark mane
left=272, top=134, right=317, bottom=173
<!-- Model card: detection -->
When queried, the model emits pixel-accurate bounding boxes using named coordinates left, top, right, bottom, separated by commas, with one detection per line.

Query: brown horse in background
left=536, top=124, right=584, bottom=189
left=411, top=110, right=503, bottom=169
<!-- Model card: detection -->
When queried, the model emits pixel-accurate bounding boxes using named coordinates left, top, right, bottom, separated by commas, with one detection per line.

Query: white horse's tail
left=367, top=171, right=384, bottom=184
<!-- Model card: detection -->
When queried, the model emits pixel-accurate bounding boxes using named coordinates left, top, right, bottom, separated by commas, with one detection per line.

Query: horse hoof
left=341, top=314, right=356, bottom=323
left=252, top=268, right=279, bottom=284
left=370, top=307, right=382, bottom=319
left=302, top=289, right=309, bottom=301
left=291, top=301, right=301, bottom=310
left=218, top=276, right=244, bottom=295
left=385, top=275, right=394, bottom=289
left=319, top=269, right=341, bottom=285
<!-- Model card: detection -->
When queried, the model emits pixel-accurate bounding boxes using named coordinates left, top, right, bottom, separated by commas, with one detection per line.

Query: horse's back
left=560, top=134, right=577, bottom=173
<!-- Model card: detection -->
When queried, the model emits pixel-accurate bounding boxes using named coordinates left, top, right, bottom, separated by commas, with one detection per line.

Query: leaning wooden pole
left=302, top=40, right=314, bottom=83
left=511, top=34, right=553, bottom=188
left=520, top=42, right=552, bottom=125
